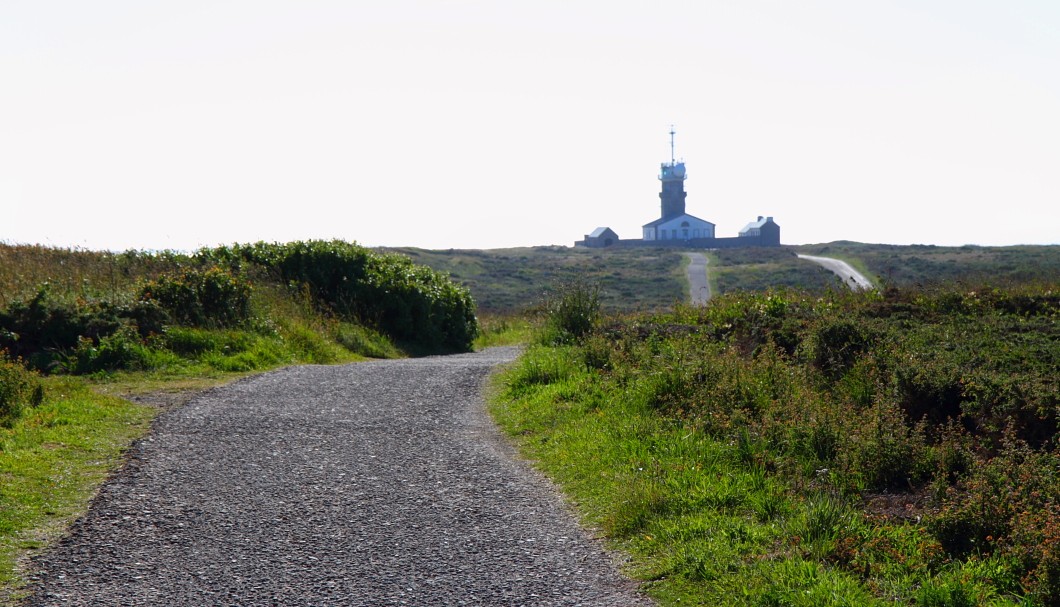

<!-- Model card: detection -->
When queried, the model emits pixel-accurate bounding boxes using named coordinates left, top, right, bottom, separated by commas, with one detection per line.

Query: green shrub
left=541, top=280, right=601, bottom=345
left=0, top=288, right=167, bottom=371
left=0, top=353, right=44, bottom=425
left=203, top=241, right=477, bottom=352
left=140, top=267, right=252, bottom=328
left=804, top=317, right=879, bottom=379
left=64, top=326, right=153, bottom=374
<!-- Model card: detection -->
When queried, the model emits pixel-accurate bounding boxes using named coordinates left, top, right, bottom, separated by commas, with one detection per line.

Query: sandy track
left=685, top=252, right=712, bottom=304
left=797, top=254, right=874, bottom=290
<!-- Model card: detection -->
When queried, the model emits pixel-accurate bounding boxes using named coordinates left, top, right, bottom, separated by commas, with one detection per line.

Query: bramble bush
left=0, top=287, right=168, bottom=370
left=140, top=267, right=252, bottom=328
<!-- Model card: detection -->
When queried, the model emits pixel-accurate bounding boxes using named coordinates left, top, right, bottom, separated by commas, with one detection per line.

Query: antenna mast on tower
left=669, top=125, right=676, bottom=164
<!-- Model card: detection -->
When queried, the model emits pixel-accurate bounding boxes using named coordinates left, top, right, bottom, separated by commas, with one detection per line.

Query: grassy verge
left=490, top=346, right=882, bottom=605
left=490, top=283, right=1059, bottom=606
left=0, top=378, right=155, bottom=604
left=474, top=314, right=535, bottom=349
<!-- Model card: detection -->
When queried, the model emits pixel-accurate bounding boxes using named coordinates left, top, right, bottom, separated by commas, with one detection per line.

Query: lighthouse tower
left=659, top=126, right=687, bottom=219
left=642, top=126, right=715, bottom=242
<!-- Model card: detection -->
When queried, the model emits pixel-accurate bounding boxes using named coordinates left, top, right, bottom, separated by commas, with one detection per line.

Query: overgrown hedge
left=0, top=288, right=168, bottom=370
left=140, top=267, right=252, bottom=328
left=0, top=240, right=478, bottom=381
left=202, top=240, right=478, bottom=351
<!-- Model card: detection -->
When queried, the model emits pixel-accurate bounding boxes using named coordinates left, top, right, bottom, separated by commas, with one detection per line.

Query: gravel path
left=684, top=252, right=712, bottom=305
left=25, top=348, right=653, bottom=606
left=797, top=254, right=874, bottom=290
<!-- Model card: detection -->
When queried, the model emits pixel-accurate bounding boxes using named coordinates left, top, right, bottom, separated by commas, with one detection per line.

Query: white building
left=642, top=214, right=716, bottom=241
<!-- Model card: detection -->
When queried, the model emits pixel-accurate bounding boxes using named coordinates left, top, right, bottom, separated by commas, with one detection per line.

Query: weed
left=540, top=280, right=601, bottom=345
left=0, top=353, right=43, bottom=425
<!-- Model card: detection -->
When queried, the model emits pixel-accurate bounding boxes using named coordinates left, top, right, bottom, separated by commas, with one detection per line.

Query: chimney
left=757, top=216, right=763, bottom=221
left=767, top=216, right=773, bottom=222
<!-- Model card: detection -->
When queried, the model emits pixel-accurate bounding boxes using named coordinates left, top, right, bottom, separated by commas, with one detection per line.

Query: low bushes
left=203, top=240, right=478, bottom=351
left=0, top=288, right=166, bottom=370
left=496, top=282, right=1060, bottom=604
left=0, top=240, right=480, bottom=385
left=140, top=267, right=252, bottom=328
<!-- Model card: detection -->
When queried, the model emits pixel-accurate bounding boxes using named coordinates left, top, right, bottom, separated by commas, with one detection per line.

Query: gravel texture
left=25, top=347, right=654, bottom=606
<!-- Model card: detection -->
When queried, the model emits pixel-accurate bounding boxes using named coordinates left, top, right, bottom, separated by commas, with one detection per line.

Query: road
left=684, top=252, right=712, bottom=305
left=26, top=348, right=653, bottom=606
left=797, top=254, right=874, bottom=290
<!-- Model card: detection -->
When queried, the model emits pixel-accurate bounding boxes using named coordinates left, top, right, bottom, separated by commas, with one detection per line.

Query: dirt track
left=685, top=252, right=712, bottom=304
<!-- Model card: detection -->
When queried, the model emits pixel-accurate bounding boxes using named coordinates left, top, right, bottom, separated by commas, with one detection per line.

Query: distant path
left=27, top=349, right=653, bottom=606
left=797, top=254, right=874, bottom=290
left=685, top=252, right=712, bottom=305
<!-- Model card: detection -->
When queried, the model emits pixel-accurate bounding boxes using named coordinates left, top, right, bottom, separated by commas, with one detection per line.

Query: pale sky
left=2, top=1, right=1058, bottom=251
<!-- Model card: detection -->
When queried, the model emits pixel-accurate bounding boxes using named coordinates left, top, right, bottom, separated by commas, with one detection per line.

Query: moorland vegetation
left=494, top=281, right=1060, bottom=606
left=796, top=242, right=1060, bottom=288
left=386, top=246, right=688, bottom=313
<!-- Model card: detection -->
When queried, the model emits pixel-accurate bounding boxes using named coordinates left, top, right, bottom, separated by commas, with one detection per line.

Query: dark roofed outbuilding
left=582, top=227, right=619, bottom=248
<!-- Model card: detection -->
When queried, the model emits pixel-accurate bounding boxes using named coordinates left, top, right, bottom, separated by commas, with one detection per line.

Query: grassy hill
left=795, top=241, right=1060, bottom=288
left=385, top=246, right=688, bottom=314
left=387, top=243, right=1060, bottom=314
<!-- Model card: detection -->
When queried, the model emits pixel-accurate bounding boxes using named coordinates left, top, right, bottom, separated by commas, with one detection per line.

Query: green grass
left=474, top=314, right=535, bottom=349
left=711, top=247, right=842, bottom=293
left=491, top=346, right=887, bottom=606
left=0, top=378, right=155, bottom=604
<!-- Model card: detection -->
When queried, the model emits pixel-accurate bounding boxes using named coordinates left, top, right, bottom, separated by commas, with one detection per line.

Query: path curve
left=684, top=252, right=712, bottom=305
left=26, top=348, right=653, bottom=606
left=797, top=254, right=874, bottom=290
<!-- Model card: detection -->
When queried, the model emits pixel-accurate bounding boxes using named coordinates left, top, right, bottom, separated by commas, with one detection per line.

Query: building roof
left=588, top=227, right=618, bottom=238
left=643, top=213, right=715, bottom=229
left=739, top=216, right=776, bottom=234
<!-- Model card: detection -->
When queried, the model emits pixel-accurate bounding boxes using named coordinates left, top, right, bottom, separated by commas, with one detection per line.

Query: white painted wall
left=653, top=215, right=715, bottom=240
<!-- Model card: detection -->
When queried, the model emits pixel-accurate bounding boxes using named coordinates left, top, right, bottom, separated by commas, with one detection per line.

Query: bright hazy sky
left=2, top=1, right=1058, bottom=251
